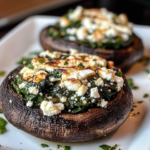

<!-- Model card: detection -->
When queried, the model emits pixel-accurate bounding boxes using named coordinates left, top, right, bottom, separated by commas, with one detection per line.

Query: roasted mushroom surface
left=0, top=51, right=133, bottom=142
left=40, top=6, right=143, bottom=72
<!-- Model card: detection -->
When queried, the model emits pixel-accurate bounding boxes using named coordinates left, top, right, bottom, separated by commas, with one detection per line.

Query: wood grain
left=0, top=0, right=69, bottom=19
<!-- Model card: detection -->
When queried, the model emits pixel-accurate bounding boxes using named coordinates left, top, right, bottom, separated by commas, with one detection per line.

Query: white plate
left=0, top=16, right=150, bottom=150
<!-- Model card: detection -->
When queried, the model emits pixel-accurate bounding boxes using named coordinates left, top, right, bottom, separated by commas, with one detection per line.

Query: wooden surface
left=0, top=0, right=67, bottom=18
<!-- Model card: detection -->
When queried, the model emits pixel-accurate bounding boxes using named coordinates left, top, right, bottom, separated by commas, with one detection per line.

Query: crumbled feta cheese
left=95, top=78, right=104, bottom=86
left=66, top=28, right=77, bottom=35
left=69, top=48, right=78, bottom=55
left=105, top=28, right=117, bottom=37
left=68, top=69, right=95, bottom=80
left=40, top=51, right=62, bottom=59
left=76, top=84, right=88, bottom=96
left=60, top=79, right=81, bottom=91
left=60, top=96, right=67, bottom=103
left=87, top=82, right=91, bottom=87
left=68, top=36, right=76, bottom=41
left=49, top=77, right=61, bottom=82
left=20, top=67, right=37, bottom=80
left=115, top=76, right=124, bottom=91
left=90, top=87, right=100, bottom=98
left=59, top=17, right=71, bottom=27
left=39, top=92, right=43, bottom=96
left=33, top=70, right=47, bottom=83
left=98, top=67, right=116, bottom=81
left=100, top=99, right=108, bottom=108
left=76, top=26, right=88, bottom=40
left=40, top=101, right=64, bottom=116
left=26, top=101, right=33, bottom=107
left=69, top=6, right=83, bottom=21
left=121, top=34, right=129, bottom=41
left=19, top=82, right=27, bottom=89
left=28, top=87, right=39, bottom=95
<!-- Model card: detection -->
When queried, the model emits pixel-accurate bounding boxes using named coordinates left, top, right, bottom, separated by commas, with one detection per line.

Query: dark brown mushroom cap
left=0, top=66, right=133, bottom=142
left=40, top=26, right=143, bottom=72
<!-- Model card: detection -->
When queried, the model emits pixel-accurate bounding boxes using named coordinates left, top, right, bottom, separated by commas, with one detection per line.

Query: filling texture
left=12, top=50, right=124, bottom=116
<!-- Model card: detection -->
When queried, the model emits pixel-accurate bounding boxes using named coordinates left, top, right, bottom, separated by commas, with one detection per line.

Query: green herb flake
left=38, top=58, right=45, bottom=64
left=41, top=144, right=49, bottom=148
left=64, top=146, right=71, bottom=150
left=0, top=108, right=2, bottom=113
left=78, top=63, right=85, bottom=68
left=26, top=64, right=34, bottom=70
left=143, top=93, right=149, bottom=98
left=0, top=71, right=5, bottom=76
left=145, top=69, right=150, bottom=74
left=137, top=101, right=143, bottom=103
left=64, top=61, right=68, bottom=65
left=127, top=78, right=138, bottom=89
left=57, top=145, right=61, bottom=148
left=80, top=56, right=85, bottom=59
left=93, top=58, right=97, bottom=61
left=99, top=144, right=120, bottom=150
left=99, top=144, right=111, bottom=150
left=0, top=117, right=7, bottom=134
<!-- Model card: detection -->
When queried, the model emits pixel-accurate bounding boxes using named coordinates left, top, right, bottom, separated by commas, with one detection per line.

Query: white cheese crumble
left=19, top=82, right=27, bottom=89
left=40, top=51, right=62, bottom=59
left=26, top=101, right=33, bottom=107
left=28, top=87, right=39, bottom=95
left=100, top=99, right=108, bottom=108
left=40, top=101, right=64, bottom=116
left=90, top=87, right=100, bottom=98
left=60, top=79, right=81, bottom=91
left=98, top=67, right=124, bottom=91
left=76, top=84, right=88, bottom=96
left=95, top=78, right=104, bottom=86
left=60, top=96, right=67, bottom=103
left=59, top=6, right=133, bottom=42
left=59, top=17, right=71, bottom=27
left=49, top=77, right=61, bottom=82
left=69, top=48, right=78, bottom=55
left=69, top=6, right=83, bottom=21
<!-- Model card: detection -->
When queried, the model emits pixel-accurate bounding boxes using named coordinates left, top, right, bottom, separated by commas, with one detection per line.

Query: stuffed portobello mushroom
left=0, top=50, right=133, bottom=142
left=40, top=6, right=143, bottom=72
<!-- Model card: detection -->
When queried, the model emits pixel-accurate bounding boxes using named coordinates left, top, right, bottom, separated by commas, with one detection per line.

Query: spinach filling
left=48, top=26, right=134, bottom=49
left=47, top=8, right=134, bottom=49
left=12, top=66, right=122, bottom=114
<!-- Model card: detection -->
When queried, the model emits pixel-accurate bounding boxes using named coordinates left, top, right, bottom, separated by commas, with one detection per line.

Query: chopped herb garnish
left=127, top=78, right=138, bottom=89
left=64, top=61, right=68, bottom=65
left=64, top=146, right=70, bottom=150
left=41, top=144, right=49, bottom=148
left=143, top=93, right=149, bottom=98
left=93, top=58, right=97, bottom=61
left=38, top=58, right=45, bottom=63
left=26, top=64, right=34, bottom=70
left=99, top=144, right=120, bottom=150
left=137, top=101, right=143, bottom=103
left=57, top=145, right=61, bottom=148
left=145, top=69, right=150, bottom=74
left=99, top=144, right=111, bottom=150
left=116, top=71, right=122, bottom=77
left=0, top=117, right=7, bottom=134
left=0, top=71, right=5, bottom=76
left=78, top=63, right=85, bottom=68
left=80, top=56, right=85, bottom=59
left=0, top=108, right=2, bottom=113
